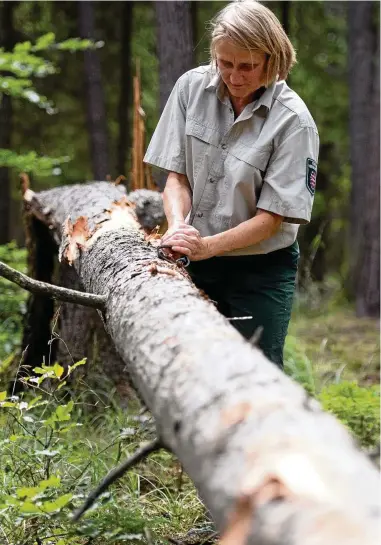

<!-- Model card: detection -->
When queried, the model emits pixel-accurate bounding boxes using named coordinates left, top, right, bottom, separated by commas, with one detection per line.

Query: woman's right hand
left=161, top=221, right=200, bottom=246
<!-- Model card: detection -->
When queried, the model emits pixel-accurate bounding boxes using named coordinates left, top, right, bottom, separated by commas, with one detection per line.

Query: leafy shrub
left=319, top=381, right=380, bottom=448
left=0, top=362, right=205, bottom=545
left=0, top=243, right=28, bottom=363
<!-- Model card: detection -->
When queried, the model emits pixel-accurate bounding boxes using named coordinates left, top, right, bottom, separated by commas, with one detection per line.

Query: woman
left=143, top=0, right=319, bottom=369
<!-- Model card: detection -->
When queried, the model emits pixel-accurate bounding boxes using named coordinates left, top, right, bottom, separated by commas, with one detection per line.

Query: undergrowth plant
left=0, top=361, right=206, bottom=545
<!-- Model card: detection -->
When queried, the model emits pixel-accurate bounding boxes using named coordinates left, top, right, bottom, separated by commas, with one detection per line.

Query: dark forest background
left=0, top=3, right=380, bottom=545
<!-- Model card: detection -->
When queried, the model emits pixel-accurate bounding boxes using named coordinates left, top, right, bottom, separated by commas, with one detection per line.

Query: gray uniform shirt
left=144, top=65, right=319, bottom=256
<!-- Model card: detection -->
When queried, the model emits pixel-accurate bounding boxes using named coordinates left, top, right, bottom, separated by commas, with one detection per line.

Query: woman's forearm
left=206, top=209, right=283, bottom=256
left=163, top=172, right=192, bottom=227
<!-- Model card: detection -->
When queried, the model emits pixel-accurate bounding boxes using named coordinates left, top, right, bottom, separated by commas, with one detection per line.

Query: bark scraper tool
left=157, top=245, right=190, bottom=268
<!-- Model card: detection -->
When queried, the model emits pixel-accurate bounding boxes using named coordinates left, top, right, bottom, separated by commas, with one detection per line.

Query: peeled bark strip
left=25, top=182, right=379, bottom=545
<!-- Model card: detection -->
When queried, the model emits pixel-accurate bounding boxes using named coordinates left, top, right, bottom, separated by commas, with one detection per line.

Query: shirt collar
left=205, top=70, right=277, bottom=112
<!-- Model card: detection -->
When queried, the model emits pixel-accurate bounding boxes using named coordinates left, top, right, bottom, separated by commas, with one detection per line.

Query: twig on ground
left=0, top=260, right=107, bottom=310
left=71, top=438, right=163, bottom=521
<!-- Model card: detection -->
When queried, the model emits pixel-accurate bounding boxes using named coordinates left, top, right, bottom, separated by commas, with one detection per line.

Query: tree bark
left=281, top=0, right=291, bottom=37
left=348, top=1, right=380, bottom=317
left=0, top=0, right=15, bottom=244
left=116, top=1, right=133, bottom=178
left=352, top=4, right=380, bottom=318
left=22, top=181, right=380, bottom=545
left=154, top=0, right=195, bottom=113
left=78, top=0, right=110, bottom=180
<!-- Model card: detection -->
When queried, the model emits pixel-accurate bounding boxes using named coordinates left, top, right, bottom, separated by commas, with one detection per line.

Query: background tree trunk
left=281, top=0, right=291, bottom=36
left=0, top=0, right=15, bottom=244
left=78, top=0, right=109, bottom=180
left=116, top=1, right=133, bottom=179
left=348, top=1, right=380, bottom=317
left=155, top=0, right=195, bottom=113
left=20, top=181, right=380, bottom=545
left=18, top=217, right=57, bottom=391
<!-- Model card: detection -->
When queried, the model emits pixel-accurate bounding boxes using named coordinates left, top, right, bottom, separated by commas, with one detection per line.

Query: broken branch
left=0, top=260, right=107, bottom=310
left=71, top=438, right=163, bottom=521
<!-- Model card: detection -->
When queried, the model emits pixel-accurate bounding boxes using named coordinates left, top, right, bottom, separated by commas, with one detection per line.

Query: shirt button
left=221, top=143, right=227, bottom=150
left=209, top=178, right=215, bottom=183
left=196, top=212, right=203, bottom=218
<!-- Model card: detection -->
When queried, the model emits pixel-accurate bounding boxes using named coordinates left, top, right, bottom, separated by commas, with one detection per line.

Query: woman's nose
left=230, top=69, right=243, bottom=85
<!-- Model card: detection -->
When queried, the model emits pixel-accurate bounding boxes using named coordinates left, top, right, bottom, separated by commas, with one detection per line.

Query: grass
left=288, top=299, right=380, bottom=387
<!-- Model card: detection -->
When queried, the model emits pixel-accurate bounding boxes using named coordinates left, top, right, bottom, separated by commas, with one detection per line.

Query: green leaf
left=40, top=493, right=73, bottom=513
left=53, top=363, right=64, bottom=378
left=56, top=400, right=74, bottom=422
left=27, top=395, right=42, bottom=408
left=33, top=365, right=54, bottom=374
left=16, top=487, right=41, bottom=499
left=0, top=401, right=16, bottom=408
left=39, top=475, right=61, bottom=489
left=19, top=501, right=41, bottom=514
left=33, top=33, right=56, bottom=52
left=0, top=391, right=6, bottom=402
left=67, top=358, right=87, bottom=376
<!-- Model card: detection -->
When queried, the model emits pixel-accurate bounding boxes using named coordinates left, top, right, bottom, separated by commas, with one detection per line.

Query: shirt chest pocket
left=225, top=143, right=272, bottom=198
left=185, top=119, right=221, bottom=180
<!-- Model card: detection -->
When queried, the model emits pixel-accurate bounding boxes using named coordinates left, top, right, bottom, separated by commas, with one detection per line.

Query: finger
left=169, top=239, right=194, bottom=252
left=171, top=245, right=192, bottom=256
left=168, top=233, right=198, bottom=244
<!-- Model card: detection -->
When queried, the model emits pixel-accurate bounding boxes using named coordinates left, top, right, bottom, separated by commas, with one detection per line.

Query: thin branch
left=0, top=260, right=107, bottom=310
left=71, top=438, right=163, bottom=522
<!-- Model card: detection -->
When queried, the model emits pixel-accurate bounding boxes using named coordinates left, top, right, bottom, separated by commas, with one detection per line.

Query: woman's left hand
left=164, top=230, right=213, bottom=261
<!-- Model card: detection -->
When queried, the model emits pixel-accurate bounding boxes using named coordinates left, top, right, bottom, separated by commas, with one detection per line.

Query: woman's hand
left=162, top=225, right=213, bottom=261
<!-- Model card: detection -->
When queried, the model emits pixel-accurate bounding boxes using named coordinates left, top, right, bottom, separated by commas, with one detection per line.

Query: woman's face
left=215, top=40, right=268, bottom=100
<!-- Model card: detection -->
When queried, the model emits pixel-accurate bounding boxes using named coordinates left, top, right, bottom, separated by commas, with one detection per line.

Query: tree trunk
left=78, top=0, right=109, bottom=180
left=281, top=0, right=291, bottom=36
left=18, top=216, right=57, bottom=391
left=21, top=181, right=379, bottom=545
left=353, top=4, right=380, bottom=317
left=0, top=0, right=14, bottom=244
left=155, top=0, right=195, bottom=113
left=348, top=1, right=380, bottom=316
left=19, top=182, right=165, bottom=395
left=116, top=1, right=133, bottom=179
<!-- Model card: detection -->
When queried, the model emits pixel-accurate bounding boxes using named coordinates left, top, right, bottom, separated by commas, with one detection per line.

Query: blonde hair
left=209, top=0, right=296, bottom=85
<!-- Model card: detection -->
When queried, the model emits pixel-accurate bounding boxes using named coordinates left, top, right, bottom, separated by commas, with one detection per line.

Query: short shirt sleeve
left=257, top=125, right=319, bottom=224
left=143, top=74, right=188, bottom=175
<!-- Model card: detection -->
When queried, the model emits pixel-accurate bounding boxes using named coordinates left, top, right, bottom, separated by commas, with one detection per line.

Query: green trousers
left=188, top=241, right=299, bottom=369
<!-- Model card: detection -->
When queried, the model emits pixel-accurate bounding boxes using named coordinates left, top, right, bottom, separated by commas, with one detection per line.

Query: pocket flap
left=229, top=144, right=271, bottom=171
left=186, top=119, right=220, bottom=147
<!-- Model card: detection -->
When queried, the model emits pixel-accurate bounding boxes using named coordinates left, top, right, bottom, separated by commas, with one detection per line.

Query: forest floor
left=1, top=291, right=379, bottom=545
left=288, top=302, right=380, bottom=386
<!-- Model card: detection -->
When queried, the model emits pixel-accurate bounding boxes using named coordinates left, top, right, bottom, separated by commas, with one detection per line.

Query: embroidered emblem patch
left=306, top=158, right=317, bottom=195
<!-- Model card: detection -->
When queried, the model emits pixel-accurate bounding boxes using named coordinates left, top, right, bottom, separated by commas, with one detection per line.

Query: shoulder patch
left=306, top=158, right=317, bottom=195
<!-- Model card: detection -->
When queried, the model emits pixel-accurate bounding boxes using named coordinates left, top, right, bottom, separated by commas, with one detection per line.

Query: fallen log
left=5, top=181, right=380, bottom=544
left=19, top=181, right=165, bottom=397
